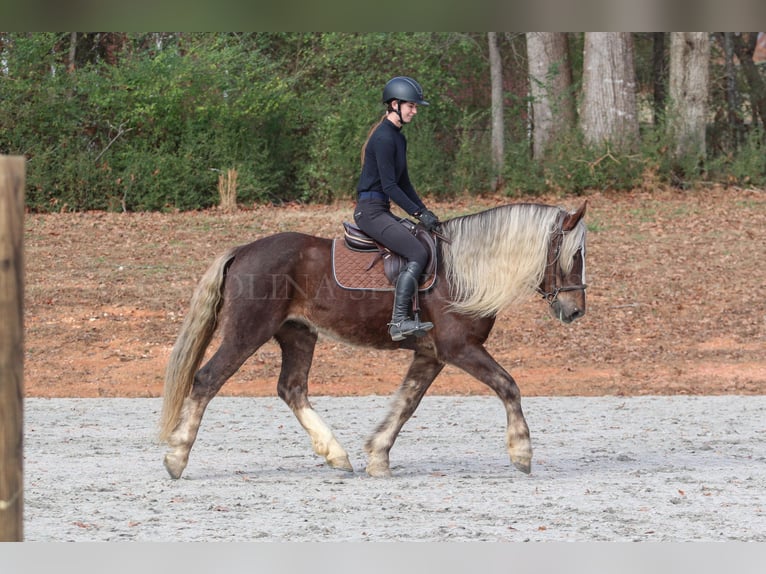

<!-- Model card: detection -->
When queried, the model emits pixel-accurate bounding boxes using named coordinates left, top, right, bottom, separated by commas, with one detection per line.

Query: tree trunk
left=652, top=33, right=666, bottom=124
left=581, top=32, right=639, bottom=151
left=731, top=32, right=766, bottom=131
left=526, top=32, right=576, bottom=160
left=721, top=33, right=745, bottom=149
left=488, top=32, right=504, bottom=190
left=68, top=32, right=77, bottom=72
left=668, top=32, right=710, bottom=161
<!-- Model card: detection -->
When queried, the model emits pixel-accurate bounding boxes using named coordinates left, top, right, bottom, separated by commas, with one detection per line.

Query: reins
left=431, top=226, right=451, bottom=244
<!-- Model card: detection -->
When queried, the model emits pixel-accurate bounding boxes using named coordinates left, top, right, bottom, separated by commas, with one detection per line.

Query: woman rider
left=354, top=76, right=441, bottom=341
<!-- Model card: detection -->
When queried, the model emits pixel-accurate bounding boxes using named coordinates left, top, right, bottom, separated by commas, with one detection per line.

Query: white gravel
left=22, top=395, right=766, bottom=542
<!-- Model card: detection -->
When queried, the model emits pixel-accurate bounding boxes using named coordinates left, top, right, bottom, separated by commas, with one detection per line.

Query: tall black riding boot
left=388, top=261, right=434, bottom=341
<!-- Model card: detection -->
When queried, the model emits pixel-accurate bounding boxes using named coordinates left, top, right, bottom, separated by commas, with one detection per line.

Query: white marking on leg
left=163, top=397, right=206, bottom=479
left=504, top=403, right=532, bottom=474
left=295, top=407, right=352, bottom=470
left=365, top=392, right=411, bottom=477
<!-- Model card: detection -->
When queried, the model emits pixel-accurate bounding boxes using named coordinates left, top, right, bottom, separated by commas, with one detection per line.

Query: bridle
left=537, top=211, right=587, bottom=306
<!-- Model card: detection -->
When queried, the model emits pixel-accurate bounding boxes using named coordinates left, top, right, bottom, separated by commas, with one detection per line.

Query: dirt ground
left=23, top=186, right=765, bottom=398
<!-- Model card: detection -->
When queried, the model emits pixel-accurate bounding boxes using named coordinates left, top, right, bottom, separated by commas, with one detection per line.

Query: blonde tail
left=158, top=248, right=237, bottom=441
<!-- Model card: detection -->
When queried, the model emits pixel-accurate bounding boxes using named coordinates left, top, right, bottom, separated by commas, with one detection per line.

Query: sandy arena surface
left=23, top=395, right=766, bottom=542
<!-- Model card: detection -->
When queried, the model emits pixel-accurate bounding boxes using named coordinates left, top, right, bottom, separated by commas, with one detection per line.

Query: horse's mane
left=441, top=203, right=586, bottom=317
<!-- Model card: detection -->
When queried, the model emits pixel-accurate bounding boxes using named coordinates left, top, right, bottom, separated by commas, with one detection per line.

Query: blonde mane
left=441, top=203, right=586, bottom=317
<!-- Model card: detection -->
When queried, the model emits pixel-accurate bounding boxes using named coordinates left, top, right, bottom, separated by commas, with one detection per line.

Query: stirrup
left=388, top=317, right=434, bottom=341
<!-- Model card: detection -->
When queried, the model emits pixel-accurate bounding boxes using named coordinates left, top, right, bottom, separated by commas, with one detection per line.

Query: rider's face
left=395, top=101, right=418, bottom=123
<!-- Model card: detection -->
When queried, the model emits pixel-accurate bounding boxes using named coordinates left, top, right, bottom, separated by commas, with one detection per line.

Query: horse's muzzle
left=550, top=299, right=586, bottom=324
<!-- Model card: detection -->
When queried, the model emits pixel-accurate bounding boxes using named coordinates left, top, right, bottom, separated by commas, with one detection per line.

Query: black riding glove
left=416, top=209, right=440, bottom=232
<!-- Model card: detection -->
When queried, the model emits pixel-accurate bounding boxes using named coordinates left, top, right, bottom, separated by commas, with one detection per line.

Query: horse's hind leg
left=365, top=352, right=445, bottom=477
left=275, top=321, right=352, bottom=472
left=164, top=332, right=272, bottom=479
left=163, top=394, right=210, bottom=479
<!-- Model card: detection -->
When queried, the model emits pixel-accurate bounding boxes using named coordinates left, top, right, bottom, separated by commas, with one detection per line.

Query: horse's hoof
left=511, top=457, right=532, bottom=475
left=365, top=464, right=392, bottom=478
left=163, top=454, right=187, bottom=479
left=328, top=455, right=354, bottom=472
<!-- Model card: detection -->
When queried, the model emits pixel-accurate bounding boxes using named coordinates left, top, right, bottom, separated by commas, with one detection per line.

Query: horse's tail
left=158, top=247, right=237, bottom=442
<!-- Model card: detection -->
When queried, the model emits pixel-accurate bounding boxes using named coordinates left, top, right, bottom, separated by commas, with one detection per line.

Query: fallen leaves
left=23, top=187, right=766, bottom=398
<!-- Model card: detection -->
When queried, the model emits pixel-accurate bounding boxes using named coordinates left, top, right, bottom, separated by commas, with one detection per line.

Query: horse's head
left=538, top=202, right=587, bottom=324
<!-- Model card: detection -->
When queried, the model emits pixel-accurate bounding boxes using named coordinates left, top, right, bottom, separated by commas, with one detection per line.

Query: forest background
left=1, top=32, right=764, bottom=212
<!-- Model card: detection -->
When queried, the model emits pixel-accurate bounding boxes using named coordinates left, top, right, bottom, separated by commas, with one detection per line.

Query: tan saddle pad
left=331, top=239, right=437, bottom=292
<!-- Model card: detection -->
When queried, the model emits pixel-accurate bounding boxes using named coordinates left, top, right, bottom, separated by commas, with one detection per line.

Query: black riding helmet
left=382, top=76, right=430, bottom=106
left=382, top=76, right=429, bottom=125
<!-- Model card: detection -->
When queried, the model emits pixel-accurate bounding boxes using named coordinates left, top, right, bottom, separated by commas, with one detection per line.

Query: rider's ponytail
left=359, top=109, right=391, bottom=167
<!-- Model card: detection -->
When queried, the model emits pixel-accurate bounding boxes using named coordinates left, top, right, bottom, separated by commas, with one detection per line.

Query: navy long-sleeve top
left=356, top=119, right=426, bottom=216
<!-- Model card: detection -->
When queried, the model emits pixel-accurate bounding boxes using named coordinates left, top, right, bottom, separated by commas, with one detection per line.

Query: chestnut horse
left=159, top=202, right=587, bottom=478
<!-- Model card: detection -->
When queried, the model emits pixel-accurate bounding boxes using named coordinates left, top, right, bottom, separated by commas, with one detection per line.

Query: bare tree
left=488, top=32, right=504, bottom=190
left=68, top=32, right=77, bottom=72
left=719, top=33, right=745, bottom=149
left=730, top=32, right=766, bottom=131
left=581, top=32, right=639, bottom=152
left=652, top=32, right=667, bottom=124
left=668, top=32, right=710, bottom=161
left=526, top=32, right=575, bottom=160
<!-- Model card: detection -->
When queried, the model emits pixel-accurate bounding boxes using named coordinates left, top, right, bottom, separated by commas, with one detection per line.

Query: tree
left=488, top=32, right=504, bottom=190
left=730, top=32, right=766, bottom=131
left=580, top=32, right=639, bottom=152
left=716, top=33, right=746, bottom=150
left=67, top=32, right=77, bottom=72
left=668, top=32, right=710, bottom=161
left=526, top=32, right=575, bottom=160
left=652, top=32, right=667, bottom=124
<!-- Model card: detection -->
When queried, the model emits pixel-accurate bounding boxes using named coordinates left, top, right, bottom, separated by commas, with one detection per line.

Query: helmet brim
left=389, top=98, right=429, bottom=106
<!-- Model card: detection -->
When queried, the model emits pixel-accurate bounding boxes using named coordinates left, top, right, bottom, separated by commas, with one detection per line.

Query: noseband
left=537, top=212, right=587, bottom=306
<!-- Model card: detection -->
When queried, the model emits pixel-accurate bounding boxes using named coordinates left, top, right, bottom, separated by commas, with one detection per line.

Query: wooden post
left=0, top=155, right=25, bottom=541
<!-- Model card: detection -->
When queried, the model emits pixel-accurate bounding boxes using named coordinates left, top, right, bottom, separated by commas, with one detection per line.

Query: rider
left=354, top=76, right=441, bottom=342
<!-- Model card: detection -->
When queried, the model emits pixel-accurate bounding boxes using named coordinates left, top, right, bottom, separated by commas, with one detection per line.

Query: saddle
left=332, top=219, right=438, bottom=291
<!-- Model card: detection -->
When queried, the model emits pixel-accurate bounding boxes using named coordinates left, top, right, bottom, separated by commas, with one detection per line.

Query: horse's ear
left=562, top=201, right=587, bottom=231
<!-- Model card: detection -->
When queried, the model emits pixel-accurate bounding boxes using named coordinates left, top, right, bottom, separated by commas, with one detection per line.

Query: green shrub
left=2, top=33, right=763, bottom=211
left=708, top=127, right=766, bottom=187
left=505, top=131, right=651, bottom=199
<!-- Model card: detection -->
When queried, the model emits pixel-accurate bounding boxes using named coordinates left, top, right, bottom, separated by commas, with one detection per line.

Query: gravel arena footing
left=23, top=395, right=766, bottom=542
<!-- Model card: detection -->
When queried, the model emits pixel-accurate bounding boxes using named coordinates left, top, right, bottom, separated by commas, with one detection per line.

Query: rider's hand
left=416, top=209, right=440, bottom=232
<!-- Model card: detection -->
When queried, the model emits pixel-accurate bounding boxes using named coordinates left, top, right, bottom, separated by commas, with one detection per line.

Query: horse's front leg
left=276, top=321, right=352, bottom=471
left=448, top=344, right=532, bottom=474
left=365, top=352, right=445, bottom=477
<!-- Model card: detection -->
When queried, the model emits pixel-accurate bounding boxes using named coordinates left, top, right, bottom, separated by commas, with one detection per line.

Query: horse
left=159, top=201, right=587, bottom=479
